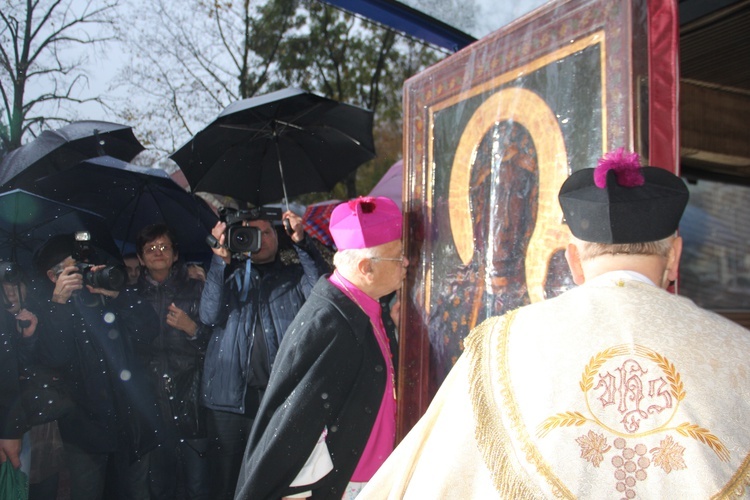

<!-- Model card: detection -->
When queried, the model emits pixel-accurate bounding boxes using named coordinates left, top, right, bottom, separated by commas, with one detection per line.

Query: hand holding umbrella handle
left=283, top=211, right=305, bottom=243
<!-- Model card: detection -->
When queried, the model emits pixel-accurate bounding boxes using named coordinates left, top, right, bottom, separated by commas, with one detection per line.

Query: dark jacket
left=39, top=288, right=163, bottom=459
left=0, top=311, right=34, bottom=438
left=234, top=276, right=399, bottom=500
left=135, top=262, right=208, bottom=438
left=0, top=293, right=59, bottom=437
left=200, top=236, right=328, bottom=414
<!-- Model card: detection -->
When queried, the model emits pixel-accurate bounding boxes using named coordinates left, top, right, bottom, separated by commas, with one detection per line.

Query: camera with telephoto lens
left=71, top=231, right=126, bottom=291
left=207, top=206, right=282, bottom=255
left=74, top=263, right=126, bottom=291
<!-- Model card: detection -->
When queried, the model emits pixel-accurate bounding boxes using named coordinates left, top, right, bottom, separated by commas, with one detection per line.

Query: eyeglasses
left=145, top=244, right=172, bottom=254
left=370, top=255, right=405, bottom=263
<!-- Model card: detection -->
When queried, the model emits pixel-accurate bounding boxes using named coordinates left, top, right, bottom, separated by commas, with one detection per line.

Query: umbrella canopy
left=169, top=87, right=376, bottom=206
left=0, top=120, right=145, bottom=189
left=368, top=159, right=403, bottom=211
left=302, top=200, right=341, bottom=248
left=0, top=189, right=122, bottom=274
left=32, top=156, right=218, bottom=261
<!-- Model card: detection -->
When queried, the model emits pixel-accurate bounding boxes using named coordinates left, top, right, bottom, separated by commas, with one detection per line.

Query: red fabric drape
left=648, top=0, right=680, bottom=173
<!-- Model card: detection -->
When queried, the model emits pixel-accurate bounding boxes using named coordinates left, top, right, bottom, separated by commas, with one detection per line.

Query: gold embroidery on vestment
left=468, top=313, right=574, bottom=498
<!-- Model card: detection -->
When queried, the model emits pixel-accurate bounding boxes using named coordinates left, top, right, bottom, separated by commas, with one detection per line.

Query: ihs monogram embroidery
left=537, top=344, right=728, bottom=498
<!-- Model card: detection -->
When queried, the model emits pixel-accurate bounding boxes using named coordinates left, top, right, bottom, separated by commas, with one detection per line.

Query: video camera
left=71, top=231, right=126, bottom=292
left=207, top=206, right=282, bottom=255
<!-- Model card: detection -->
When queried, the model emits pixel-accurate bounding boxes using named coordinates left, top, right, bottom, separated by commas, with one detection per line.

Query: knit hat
left=329, top=196, right=402, bottom=250
left=558, top=148, right=689, bottom=243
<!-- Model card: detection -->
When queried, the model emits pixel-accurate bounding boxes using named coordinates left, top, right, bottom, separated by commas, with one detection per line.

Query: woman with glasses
left=132, top=223, right=211, bottom=500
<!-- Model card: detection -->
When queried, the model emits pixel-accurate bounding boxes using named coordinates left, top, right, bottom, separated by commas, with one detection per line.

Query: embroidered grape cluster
left=611, top=438, right=650, bottom=498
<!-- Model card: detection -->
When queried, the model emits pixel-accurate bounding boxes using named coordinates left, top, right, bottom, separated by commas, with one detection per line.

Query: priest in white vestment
left=360, top=148, right=750, bottom=499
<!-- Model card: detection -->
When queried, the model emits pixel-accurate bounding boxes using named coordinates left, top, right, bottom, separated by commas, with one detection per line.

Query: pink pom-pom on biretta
left=594, top=147, right=645, bottom=188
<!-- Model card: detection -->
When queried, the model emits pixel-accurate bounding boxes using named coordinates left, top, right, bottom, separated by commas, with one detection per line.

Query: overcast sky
left=47, top=0, right=551, bottom=125
left=401, top=0, right=549, bottom=39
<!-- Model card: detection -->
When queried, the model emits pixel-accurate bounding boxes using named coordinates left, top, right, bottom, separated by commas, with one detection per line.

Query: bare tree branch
left=0, top=0, right=120, bottom=151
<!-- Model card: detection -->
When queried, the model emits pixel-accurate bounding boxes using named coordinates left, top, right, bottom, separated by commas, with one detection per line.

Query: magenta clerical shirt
left=328, top=270, right=397, bottom=481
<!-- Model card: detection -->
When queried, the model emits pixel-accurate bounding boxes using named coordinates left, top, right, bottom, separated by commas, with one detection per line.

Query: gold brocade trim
left=712, top=450, right=750, bottom=499
left=467, top=313, right=571, bottom=498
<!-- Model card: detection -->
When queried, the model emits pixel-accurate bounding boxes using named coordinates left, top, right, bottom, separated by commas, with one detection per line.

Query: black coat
left=234, top=276, right=399, bottom=500
left=1, top=292, right=57, bottom=437
left=135, top=262, right=208, bottom=439
left=0, top=311, right=31, bottom=438
left=39, top=289, right=164, bottom=459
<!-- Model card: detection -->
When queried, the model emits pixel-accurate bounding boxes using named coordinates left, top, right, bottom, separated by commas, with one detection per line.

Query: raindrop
left=104, top=312, right=116, bottom=323
left=108, top=329, right=120, bottom=339
left=120, top=369, right=132, bottom=381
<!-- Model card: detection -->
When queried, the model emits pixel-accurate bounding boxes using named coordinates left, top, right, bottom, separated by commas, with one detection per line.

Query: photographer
left=32, top=233, right=163, bottom=500
left=199, top=208, right=330, bottom=499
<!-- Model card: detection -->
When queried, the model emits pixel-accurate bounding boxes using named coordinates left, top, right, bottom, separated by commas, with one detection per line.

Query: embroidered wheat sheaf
left=537, top=412, right=588, bottom=438
left=579, top=345, right=630, bottom=392
left=635, top=346, right=686, bottom=401
left=676, top=423, right=730, bottom=462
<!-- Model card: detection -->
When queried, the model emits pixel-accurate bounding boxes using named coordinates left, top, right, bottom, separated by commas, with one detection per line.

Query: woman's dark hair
left=135, top=223, right=178, bottom=257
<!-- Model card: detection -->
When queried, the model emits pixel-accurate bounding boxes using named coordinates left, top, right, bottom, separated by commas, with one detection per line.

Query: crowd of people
left=2, top=148, right=750, bottom=500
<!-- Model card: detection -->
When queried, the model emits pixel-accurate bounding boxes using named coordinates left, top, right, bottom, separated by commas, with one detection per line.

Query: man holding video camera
left=32, top=233, right=163, bottom=500
left=199, top=207, right=330, bottom=500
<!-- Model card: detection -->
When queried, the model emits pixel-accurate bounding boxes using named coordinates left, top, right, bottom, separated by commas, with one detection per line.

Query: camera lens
left=81, top=264, right=126, bottom=291
left=227, top=226, right=261, bottom=254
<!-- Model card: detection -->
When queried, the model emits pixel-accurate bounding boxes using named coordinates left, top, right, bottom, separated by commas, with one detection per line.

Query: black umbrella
left=0, top=120, right=145, bottom=189
left=169, top=87, right=376, bottom=207
left=32, top=156, right=218, bottom=262
left=0, top=189, right=122, bottom=274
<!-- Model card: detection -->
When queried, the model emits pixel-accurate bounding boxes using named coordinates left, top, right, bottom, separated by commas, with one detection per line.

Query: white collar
left=586, top=270, right=657, bottom=287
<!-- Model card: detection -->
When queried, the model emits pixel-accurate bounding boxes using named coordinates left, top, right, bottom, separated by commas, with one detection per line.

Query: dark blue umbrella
left=0, top=189, right=122, bottom=274
left=0, top=120, right=145, bottom=189
left=32, top=156, right=218, bottom=261
left=169, top=87, right=376, bottom=207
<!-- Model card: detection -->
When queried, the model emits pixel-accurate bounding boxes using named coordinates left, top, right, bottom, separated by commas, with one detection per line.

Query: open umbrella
left=0, top=189, right=122, bottom=274
left=169, top=87, right=376, bottom=208
left=32, top=156, right=218, bottom=262
left=368, top=159, right=403, bottom=211
left=302, top=200, right=340, bottom=248
left=0, top=120, right=145, bottom=189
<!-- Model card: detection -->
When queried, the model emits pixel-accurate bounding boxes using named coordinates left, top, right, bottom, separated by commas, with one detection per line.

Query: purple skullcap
left=329, top=196, right=402, bottom=250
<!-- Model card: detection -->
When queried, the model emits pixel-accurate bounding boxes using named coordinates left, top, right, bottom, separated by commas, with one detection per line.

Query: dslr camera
left=208, top=206, right=282, bottom=255
left=71, top=231, right=126, bottom=292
